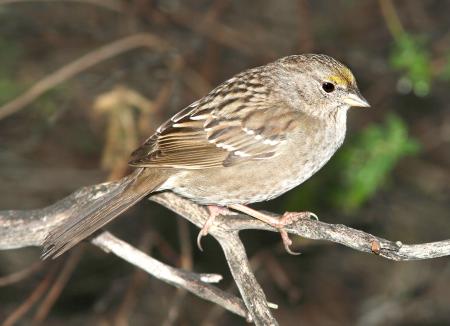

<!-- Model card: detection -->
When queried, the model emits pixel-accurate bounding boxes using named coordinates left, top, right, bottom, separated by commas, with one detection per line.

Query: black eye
left=322, top=82, right=335, bottom=93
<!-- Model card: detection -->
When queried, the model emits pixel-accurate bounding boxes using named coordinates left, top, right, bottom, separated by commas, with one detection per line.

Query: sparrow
left=42, top=54, right=369, bottom=259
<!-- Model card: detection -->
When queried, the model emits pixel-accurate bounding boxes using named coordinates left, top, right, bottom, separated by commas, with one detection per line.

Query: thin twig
left=0, top=181, right=449, bottom=324
left=91, top=231, right=249, bottom=319
left=114, top=232, right=154, bottom=326
left=0, top=33, right=169, bottom=120
left=2, top=265, right=58, bottom=326
left=33, top=247, right=84, bottom=323
left=0, top=261, right=43, bottom=287
left=161, top=219, right=193, bottom=326
left=379, top=0, right=405, bottom=39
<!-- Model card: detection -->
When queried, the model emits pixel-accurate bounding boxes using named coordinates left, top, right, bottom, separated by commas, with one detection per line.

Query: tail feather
left=42, top=169, right=164, bottom=259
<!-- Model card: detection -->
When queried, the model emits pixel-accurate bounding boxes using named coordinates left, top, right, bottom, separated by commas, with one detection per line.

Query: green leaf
left=390, top=33, right=432, bottom=96
left=284, top=115, right=419, bottom=213
left=332, top=114, right=420, bottom=211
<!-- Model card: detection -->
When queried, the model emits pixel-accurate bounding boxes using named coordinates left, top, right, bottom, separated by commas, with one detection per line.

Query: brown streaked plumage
left=42, top=54, right=369, bottom=259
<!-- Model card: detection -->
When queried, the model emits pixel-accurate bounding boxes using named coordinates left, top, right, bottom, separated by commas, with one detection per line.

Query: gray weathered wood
left=1, top=181, right=449, bottom=325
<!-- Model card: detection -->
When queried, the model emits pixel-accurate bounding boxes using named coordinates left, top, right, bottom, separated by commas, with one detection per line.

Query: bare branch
left=218, top=233, right=278, bottom=325
left=151, top=192, right=450, bottom=262
left=1, top=180, right=449, bottom=325
left=0, top=182, right=249, bottom=320
left=33, top=248, right=83, bottom=323
left=0, top=261, right=43, bottom=287
left=2, top=265, right=58, bottom=326
left=91, top=231, right=249, bottom=320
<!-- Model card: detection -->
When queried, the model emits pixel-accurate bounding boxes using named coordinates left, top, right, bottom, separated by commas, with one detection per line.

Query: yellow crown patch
left=329, top=67, right=355, bottom=86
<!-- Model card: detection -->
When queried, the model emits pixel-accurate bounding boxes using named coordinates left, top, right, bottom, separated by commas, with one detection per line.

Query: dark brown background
left=0, top=1, right=449, bottom=325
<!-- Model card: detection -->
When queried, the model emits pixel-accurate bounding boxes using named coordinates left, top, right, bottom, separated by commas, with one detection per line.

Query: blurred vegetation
left=333, top=114, right=419, bottom=211
left=0, top=1, right=449, bottom=325
left=0, top=38, right=24, bottom=103
left=390, top=33, right=432, bottom=97
left=286, top=115, right=419, bottom=213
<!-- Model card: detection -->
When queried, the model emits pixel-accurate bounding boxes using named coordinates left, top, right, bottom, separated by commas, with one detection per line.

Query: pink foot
left=197, top=206, right=237, bottom=251
left=276, top=211, right=318, bottom=255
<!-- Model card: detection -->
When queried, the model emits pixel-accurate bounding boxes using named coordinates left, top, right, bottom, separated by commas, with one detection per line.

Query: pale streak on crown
left=279, top=54, right=356, bottom=88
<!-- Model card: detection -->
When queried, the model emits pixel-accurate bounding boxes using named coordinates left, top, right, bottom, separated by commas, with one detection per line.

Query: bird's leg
left=197, top=205, right=237, bottom=251
left=228, top=204, right=318, bottom=255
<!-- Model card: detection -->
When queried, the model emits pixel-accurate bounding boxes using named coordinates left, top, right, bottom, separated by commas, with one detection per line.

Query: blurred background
left=0, top=0, right=449, bottom=325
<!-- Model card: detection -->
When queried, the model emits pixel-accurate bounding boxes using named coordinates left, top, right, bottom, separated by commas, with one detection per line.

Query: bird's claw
left=276, top=211, right=318, bottom=255
left=308, top=212, right=319, bottom=221
left=197, top=205, right=236, bottom=252
left=196, top=229, right=207, bottom=252
left=280, top=229, right=301, bottom=255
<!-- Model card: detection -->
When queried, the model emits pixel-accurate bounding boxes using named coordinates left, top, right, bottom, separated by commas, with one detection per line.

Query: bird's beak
left=343, top=90, right=370, bottom=108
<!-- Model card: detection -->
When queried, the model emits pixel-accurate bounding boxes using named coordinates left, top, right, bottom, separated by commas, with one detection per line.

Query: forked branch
left=1, top=180, right=449, bottom=325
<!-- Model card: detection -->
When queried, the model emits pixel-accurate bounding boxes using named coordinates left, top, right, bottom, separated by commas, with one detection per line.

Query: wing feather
left=129, top=72, right=300, bottom=169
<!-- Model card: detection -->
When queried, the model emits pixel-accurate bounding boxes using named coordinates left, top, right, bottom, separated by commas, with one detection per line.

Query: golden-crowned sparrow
left=43, top=54, right=369, bottom=258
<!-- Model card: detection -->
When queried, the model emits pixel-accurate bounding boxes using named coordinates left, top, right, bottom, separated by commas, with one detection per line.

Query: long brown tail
left=42, top=168, right=165, bottom=259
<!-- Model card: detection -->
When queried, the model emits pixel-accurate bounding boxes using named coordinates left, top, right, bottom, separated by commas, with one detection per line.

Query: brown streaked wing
left=210, top=103, right=299, bottom=166
left=128, top=101, right=230, bottom=168
left=129, top=87, right=299, bottom=169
